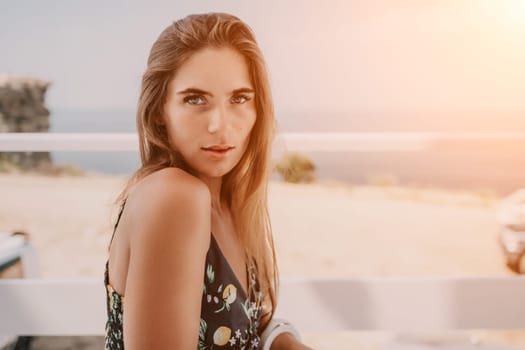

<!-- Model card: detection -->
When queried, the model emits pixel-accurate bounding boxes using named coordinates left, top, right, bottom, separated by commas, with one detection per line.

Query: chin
left=200, top=164, right=236, bottom=178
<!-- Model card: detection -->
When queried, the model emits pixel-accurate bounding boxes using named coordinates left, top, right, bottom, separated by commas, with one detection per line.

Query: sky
left=1, top=0, right=525, bottom=121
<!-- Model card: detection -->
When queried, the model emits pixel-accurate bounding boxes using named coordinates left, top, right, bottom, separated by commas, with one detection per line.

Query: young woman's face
left=163, top=47, right=257, bottom=179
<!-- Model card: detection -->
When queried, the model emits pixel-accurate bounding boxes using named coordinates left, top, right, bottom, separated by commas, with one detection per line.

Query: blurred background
left=1, top=1, right=524, bottom=349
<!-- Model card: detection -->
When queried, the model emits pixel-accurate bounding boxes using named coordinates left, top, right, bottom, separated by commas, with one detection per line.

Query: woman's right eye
left=183, top=95, right=206, bottom=105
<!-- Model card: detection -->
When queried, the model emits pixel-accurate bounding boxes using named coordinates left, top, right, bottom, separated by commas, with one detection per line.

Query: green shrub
left=274, top=152, right=316, bottom=183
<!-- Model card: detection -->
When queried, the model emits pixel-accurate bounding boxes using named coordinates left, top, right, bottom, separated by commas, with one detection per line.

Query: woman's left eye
left=231, top=95, right=250, bottom=104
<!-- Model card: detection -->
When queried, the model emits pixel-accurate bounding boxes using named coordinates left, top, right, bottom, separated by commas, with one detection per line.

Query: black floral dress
left=104, top=200, right=264, bottom=349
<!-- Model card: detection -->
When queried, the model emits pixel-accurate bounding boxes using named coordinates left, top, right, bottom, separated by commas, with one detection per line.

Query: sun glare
left=480, top=0, right=525, bottom=31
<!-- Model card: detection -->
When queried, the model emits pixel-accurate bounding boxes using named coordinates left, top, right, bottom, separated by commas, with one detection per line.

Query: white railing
left=1, top=132, right=525, bottom=152
left=1, top=237, right=525, bottom=335
left=1, top=132, right=524, bottom=342
left=1, top=273, right=524, bottom=335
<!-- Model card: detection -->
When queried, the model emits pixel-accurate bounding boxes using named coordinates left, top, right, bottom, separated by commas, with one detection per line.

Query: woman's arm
left=260, top=294, right=315, bottom=349
left=271, top=333, right=315, bottom=350
left=122, top=168, right=211, bottom=350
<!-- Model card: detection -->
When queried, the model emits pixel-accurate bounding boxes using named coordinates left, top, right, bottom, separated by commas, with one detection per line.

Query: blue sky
left=1, top=1, right=524, bottom=122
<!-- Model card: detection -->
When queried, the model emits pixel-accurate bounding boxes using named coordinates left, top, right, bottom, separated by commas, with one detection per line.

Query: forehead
left=170, top=47, right=252, bottom=93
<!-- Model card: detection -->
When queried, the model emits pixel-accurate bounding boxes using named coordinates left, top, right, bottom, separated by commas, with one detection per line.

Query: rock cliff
left=0, top=75, right=52, bottom=170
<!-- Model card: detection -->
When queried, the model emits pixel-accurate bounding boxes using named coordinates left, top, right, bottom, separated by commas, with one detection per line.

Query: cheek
left=165, top=112, right=199, bottom=143
left=236, top=120, right=255, bottom=147
left=236, top=117, right=256, bottom=155
left=236, top=107, right=257, bottom=138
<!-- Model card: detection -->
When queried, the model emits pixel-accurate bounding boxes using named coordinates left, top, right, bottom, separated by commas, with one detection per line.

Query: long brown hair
left=114, top=12, right=278, bottom=328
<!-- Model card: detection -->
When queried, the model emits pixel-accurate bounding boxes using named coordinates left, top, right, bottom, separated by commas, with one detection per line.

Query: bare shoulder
left=124, top=166, right=212, bottom=258
left=130, top=167, right=210, bottom=206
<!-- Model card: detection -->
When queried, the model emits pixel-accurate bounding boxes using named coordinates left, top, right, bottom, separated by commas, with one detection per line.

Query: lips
left=202, top=145, right=234, bottom=151
left=201, top=145, right=235, bottom=158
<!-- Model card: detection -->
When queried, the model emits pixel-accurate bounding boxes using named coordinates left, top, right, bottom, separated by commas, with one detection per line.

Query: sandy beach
left=0, top=173, right=523, bottom=349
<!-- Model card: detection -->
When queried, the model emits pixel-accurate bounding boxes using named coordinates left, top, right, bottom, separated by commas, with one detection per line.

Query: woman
left=104, top=12, right=313, bottom=350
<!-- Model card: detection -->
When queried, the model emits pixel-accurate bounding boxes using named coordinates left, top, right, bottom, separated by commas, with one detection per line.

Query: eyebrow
left=232, top=87, right=255, bottom=94
left=176, top=87, right=255, bottom=96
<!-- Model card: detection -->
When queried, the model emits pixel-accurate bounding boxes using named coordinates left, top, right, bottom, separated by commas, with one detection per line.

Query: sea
left=48, top=108, right=525, bottom=196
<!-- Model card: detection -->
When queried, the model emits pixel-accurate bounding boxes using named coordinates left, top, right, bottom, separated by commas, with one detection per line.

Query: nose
left=207, top=104, right=227, bottom=134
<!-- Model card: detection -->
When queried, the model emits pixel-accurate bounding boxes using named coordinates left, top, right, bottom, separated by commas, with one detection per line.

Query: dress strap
left=109, top=198, right=127, bottom=249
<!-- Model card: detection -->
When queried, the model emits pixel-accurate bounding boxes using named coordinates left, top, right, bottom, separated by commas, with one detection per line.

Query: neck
left=198, top=175, right=224, bottom=213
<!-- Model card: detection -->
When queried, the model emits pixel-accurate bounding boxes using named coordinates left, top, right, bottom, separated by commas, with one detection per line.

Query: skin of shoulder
left=122, top=167, right=212, bottom=349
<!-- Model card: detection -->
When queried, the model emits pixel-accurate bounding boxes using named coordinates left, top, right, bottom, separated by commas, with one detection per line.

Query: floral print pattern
left=104, top=261, right=124, bottom=350
left=104, top=200, right=263, bottom=349
left=197, top=236, right=263, bottom=349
